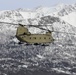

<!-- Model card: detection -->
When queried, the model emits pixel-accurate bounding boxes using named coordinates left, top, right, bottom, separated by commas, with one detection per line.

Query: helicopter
left=0, top=21, right=76, bottom=45
left=15, top=24, right=54, bottom=45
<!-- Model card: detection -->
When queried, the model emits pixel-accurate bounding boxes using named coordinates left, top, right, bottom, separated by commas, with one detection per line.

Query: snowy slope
left=0, top=3, right=76, bottom=75
left=61, top=12, right=76, bottom=27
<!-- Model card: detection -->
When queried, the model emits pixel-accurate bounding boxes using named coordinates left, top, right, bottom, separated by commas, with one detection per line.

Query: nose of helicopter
left=15, top=35, right=23, bottom=42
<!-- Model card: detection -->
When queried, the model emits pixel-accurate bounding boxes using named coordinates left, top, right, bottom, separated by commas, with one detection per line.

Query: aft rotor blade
left=28, top=25, right=76, bottom=35
left=52, top=30, right=76, bottom=35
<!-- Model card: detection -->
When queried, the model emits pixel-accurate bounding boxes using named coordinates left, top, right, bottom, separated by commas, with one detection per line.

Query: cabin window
left=33, top=37, right=36, bottom=39
left=40, top=37, right=41, bottom=39
left=34, top=37, right=36, bottom=39
left=44, top=37, right=46, bottom=39
left=30, top=37, right=31, bottom=39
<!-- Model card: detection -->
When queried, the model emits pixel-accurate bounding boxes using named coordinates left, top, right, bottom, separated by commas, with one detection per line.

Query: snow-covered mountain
left=0, top=3, right=76, bottom=75
left=0, top=3, right=76, bottom=26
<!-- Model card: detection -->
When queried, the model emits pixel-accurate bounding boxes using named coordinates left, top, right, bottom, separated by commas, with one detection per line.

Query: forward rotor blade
left=0, top=21, right=52, bottom=26
left=0, top=21, right=18, bottom=25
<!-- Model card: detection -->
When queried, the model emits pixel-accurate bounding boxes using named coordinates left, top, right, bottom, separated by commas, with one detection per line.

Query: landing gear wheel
left=34, top=43, right=39, bottom=45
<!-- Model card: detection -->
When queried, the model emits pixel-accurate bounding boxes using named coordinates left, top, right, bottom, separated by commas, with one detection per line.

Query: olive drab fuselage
left=16, top=25, right=54, bottom=44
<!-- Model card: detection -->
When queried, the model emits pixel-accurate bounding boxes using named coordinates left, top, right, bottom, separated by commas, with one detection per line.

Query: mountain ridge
left=0, top=3, right=76, bottom=75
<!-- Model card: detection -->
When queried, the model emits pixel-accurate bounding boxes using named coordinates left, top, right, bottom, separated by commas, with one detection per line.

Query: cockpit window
left=23, top=32, right=26, bottom=35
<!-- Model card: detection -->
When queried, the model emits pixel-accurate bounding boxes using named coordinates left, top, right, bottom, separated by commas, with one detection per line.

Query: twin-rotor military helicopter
left=16, top=24, right=54, bottom=45
left=0, top=21, right=76, bottom=46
